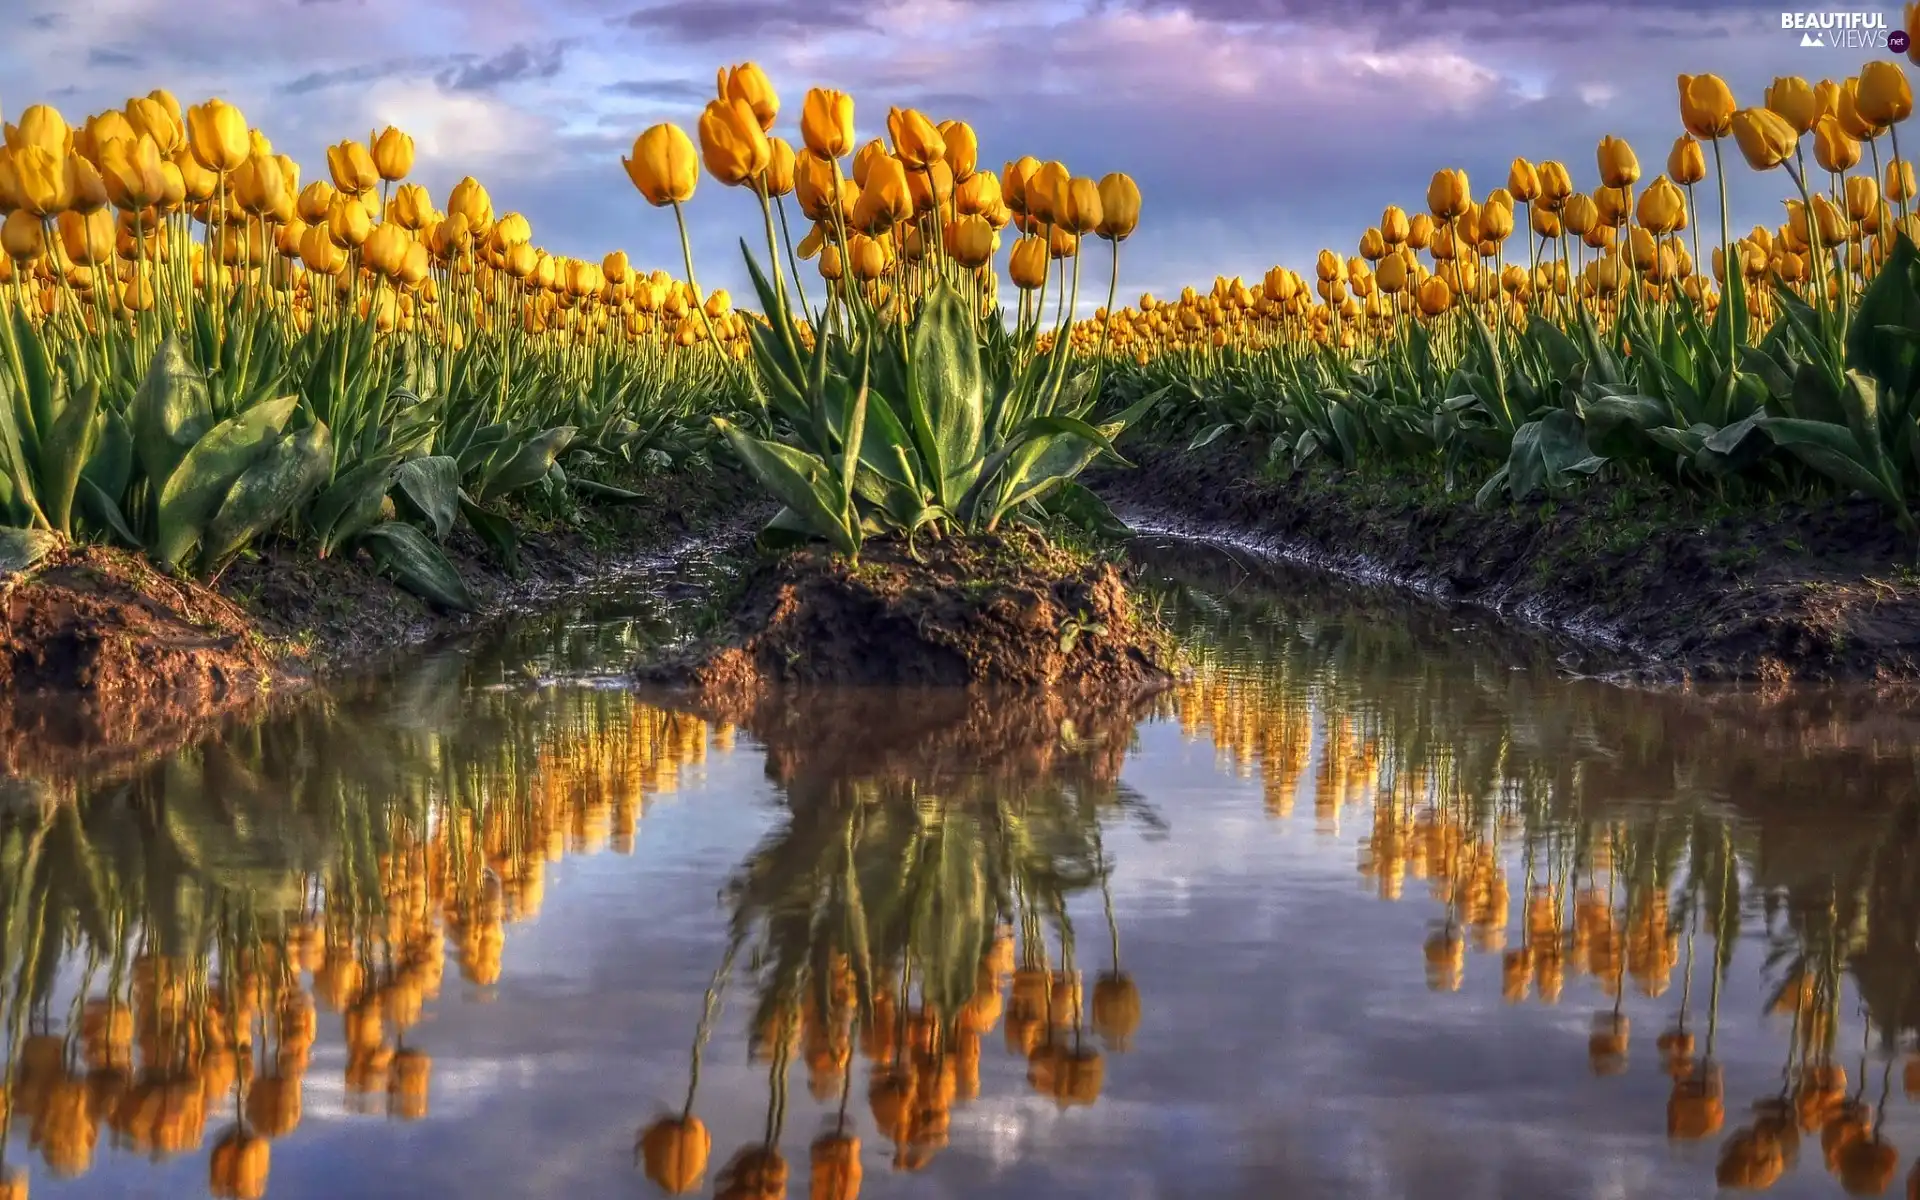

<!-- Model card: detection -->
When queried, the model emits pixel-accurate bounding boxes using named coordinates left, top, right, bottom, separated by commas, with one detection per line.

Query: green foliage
left=719, top=245, right=1156, bottom=557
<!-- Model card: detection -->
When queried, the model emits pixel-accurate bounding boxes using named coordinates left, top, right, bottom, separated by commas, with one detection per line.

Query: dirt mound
left=0, top=545, right=287, bottom=773
left=639, top=533, right=1174, bottom=695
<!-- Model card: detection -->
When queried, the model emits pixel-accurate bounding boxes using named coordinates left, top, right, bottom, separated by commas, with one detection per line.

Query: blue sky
left=1, top=0, right=1904, bottom=312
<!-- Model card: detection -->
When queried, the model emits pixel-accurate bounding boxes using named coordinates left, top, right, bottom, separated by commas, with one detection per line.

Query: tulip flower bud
left=1479, top=200, right=1514, bottom=242
left=850, top=155, right=910, bottom=232
left=1416, top=273, right=1451, bottom=316
left=1667, top=135, right=1707, bottom=187
left=1889, top=157, right=1917, bottom=203
left=719, top=62, right=779, bottom=132
left=1595, top=135, right=1640, bottom=190
left=622, top=123, right=699, bottom=209
left=1505, top=157, right=1540, bottom=203
left=1405, top=212, right=1433, bottom=250
left=886, top=107, right=945, bottom=169
left=1837, top=79, right=1878, bottom=139
left=1048, top=225, right=1077, bottom=260
left=186, top=99, right=249, bottom=173
left=1858, top=61, right=1913, bottom=128
left=232, top=153, right=284, bottom=217
left=1055, top=176, right=1102, bottom=236
left=943, top=214, right=994, bottom=268
left=906, top=159, right=953, bottom=215
left=1765, top=76, right=1818, bottom=135
left=940, top=120, right=979, bottom=182
left=1677, top=74, right=1736, bottom=139
left=763, top=137, right=797, bottom=197
left=448, top=176, right=494, bottom=236
left=5, top=105, right=70, bottom=158
left=1, top=209, right=43, bottom=262
left=955, top=170, right=1003, bottom=218
left=1814, top=114, right=1862, bottom=173
left=852, top=139, right=888, bottom=188
left=363, top=222, right=410, bottom=280
left=98, top=135, right=168, bottom=212
left=800, top=88, right=854, bottom=159
left=1846, top=173, right=1880, bottom=222
left=1426, top=168, right=1470, bottom=219
left=299, top=221, right=346, bottom=274
left=172, top=147, right=216, bottom=202
left=322, top=139, right=377, bottom=195
left=1732, top=107, right=1800, bottom=171
left=1026, top=161, right=1069, bottom=226
left=326, top=192, right=371, bottom=249
left=372, top=126, right=415, bottom=181
left=1636, top=176, right=1686, bottom=235
left=1529, top=204, right=1562, bottom=239
left=1008, top=233, right=1047, bottom=289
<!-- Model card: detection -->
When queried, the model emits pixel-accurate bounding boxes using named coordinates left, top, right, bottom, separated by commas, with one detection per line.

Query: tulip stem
left=1710, top=136, right=1735, bottom=363
left=773, top=197, right=813, bottom=327
left=668, top=199, right=743, bottom=392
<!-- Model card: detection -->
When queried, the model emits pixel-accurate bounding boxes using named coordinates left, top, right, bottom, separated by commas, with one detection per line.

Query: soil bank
left=1091, top=437, right=1920, bottom=684
left=0, top=462, right=766, bottom=777
left=636, top=532, right=1173, bottom=697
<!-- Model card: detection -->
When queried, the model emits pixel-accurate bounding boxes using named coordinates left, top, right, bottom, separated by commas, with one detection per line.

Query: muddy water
left=4, top=539, right=1920, bottom=1200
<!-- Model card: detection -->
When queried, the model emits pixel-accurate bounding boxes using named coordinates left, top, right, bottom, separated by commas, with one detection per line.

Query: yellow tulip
left=2, top=210, right=46, bottom=261
left=764, top=136, right=796, bottom=197
left=5, top=104, right=70, bottom=156
left=718, top=62, right=779, bottom=132
left=1564, top=193, right=1599, bottom=236
left=1667, top=135, right=1706, bottom=186
left=124, top=97, right=183, bottom=155
left=1846, top=173, right=1880, bottom=222
left=1055, top=176, right=1102, bottom=236
left=943, top=213, right=994, bottom=268
left=1376, top=252, right=1408, bottom=294
left=325, top=140, right=378, bottom=193
left=941, top=120, right=979, bottom=181
left=388, top=182, right=432, bottom=230
left=1427, top=168, right=1470, bottom=219
left=372, top=126, right=415, bottom=181
left=232, top=153, right=285, bottom=217
left=327, top=192, right=371, bottom=248
left=1416, top=273, right=1452, bottom=316
left=362, top=222, right=411, bottom=279
left=1406, top=212, right=1434, bottom=249
left=1766, top=76, right=1819, bottom=134
left=1731, top=107, right=1798, bottom=170
left=1095, top=173, right=1140, bottom=241
left=1008, top=233, right=1048, bottom=289
left=97, top=135, right=167, bottom=212
left=1837, top=78, right=1878, bottom=139
left=6, top=145, right=69, bottom=217
left=1677, top=74, right=1736, bottom=138
left=800, top=88, right=854, bottom=159
left=448, top=176, right=494, bottom=236
left=955, top=169, right=1002, bottom=217
left=1814, top=115, right=1861, bottom=173
left=850, top=155, right=911, bottom=232
left=886, top=107, right=945, bottom=169
left=1889, top=157, right=1917, bottom=202
left=696, top=98, right=770, bottom=187
left=1858, top=61, right=1913, bottom=128
left=186, top=99, right=249, bottom=172
left=1635, top=175, right=1686, bottom=234
left=1596, top=135, right=1640, bottom=189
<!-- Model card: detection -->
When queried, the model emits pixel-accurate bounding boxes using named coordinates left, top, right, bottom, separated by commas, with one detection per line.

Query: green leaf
left=570, top=478, right=647, bottom=502
left=458, top=495, right=520, bottom=573
left=1043, top=479, right=1130, bottom=539
left=1848, top=232, right=1920, bottom=408
left=478, top=426, right=576, bottom=501
left=310, top=457, right=397, bottom=558
left=40, top=380, right=100, bottom=536
left=77, top=477, right=139, bottom=546
left=0, top=527, right=59, bottom=574
left=393, top=455, right=461, bottom=539
left=359, top=521, right=476, bottom=611
left=79, top=408, right=134, bottom=512
left=199, top=423, right=334, bottom=574
left=130, top=335, right=214, bottom=493
left=714, top=417, right=858, bottom=556
left=153, top=395, right=299, bottom=570
left=907, top=280, right=985, bottom=505
left=1188, top=422, right=1235, bottom=451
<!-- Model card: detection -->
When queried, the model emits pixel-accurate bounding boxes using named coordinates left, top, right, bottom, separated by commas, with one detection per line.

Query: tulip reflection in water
left=642, top=686, right=1157, bottom=1193
left=1137, top=545, right=1920, bottom=1198
left=0, top=668, right=717, bottom=1198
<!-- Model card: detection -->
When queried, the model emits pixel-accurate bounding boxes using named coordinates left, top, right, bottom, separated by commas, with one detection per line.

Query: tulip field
left=5, top=52, right=1920, bottom=615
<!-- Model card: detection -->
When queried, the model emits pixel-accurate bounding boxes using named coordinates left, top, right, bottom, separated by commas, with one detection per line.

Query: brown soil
left=0, top=545, right=281, bottom=779
left=639, top=531, right=1174, bottom=697
left=0, top=462, right=765, bottom=775
left=1092, top=438, right=1920, bottom=684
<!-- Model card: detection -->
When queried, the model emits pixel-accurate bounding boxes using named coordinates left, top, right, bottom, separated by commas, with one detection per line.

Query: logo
left=1782, top=10, right=1895, bottom=48
left=1893, top=28, right=1912, bottom=51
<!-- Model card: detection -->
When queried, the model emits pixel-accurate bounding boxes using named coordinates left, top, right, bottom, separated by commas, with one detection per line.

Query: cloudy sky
left=0, top=0, right=1903, bottom=310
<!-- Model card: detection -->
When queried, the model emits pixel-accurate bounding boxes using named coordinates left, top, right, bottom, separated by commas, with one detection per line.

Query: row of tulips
left=1099, top=51, right=1920, bottom=531
left=0, top=91, right=748, bottom=604
left=617, top=64, right=1153, bottom=557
